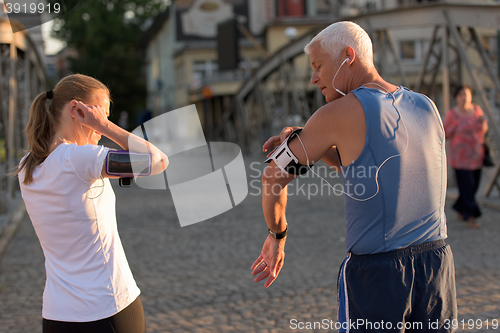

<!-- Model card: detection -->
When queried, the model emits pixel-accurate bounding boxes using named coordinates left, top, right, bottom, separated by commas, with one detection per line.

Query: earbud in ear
left=69, top=105, right=77, bottom=119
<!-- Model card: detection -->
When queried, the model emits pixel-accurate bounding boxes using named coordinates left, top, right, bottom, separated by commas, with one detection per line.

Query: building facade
left=143, top=0, right=499, bottom=140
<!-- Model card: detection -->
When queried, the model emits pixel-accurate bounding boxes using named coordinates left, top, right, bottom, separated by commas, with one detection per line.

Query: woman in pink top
left=443, top=85, right=488, bottom=229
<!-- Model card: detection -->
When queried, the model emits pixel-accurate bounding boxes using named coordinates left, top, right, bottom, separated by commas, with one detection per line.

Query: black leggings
left=43, top=296, right=146, bottom=333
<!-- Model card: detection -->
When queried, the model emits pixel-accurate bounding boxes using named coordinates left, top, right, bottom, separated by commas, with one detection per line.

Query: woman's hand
left=263, top=126, right=302, bottom=157
left=479, top=115, right=489, bottom=135
left=73, top=101, right=109, bottom=132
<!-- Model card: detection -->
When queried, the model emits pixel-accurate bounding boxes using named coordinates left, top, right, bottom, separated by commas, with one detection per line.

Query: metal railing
left=0, top=17, right=47, bottom=215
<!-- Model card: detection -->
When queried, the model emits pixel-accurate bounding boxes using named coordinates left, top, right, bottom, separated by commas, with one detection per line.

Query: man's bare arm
left=251, top=99, right=350, bottom=287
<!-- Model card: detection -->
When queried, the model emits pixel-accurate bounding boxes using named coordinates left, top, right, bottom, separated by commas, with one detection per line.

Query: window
left=192, top=59, right=218, bottom=79
left=316, top=0, right=336, bottom=15
left=482, top=35, right=498, bottom=61
left=400, top=39, right=429, bottom=62
left=400, top=41, right=415, bottom=60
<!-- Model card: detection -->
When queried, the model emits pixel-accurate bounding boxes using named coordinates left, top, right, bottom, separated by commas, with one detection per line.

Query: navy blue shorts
left=338, top=240, right=457, bottom=332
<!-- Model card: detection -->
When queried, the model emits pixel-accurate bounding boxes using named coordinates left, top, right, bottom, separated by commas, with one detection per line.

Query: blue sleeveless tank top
left=341, top=87, right=447, bottom=254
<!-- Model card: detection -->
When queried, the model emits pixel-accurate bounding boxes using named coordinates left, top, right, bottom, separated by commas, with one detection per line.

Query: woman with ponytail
left=17, top=74, right=168, bottom=333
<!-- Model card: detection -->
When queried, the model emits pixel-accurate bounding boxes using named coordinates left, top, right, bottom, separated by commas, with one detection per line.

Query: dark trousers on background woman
left=453, top=168, right=482, bottom=222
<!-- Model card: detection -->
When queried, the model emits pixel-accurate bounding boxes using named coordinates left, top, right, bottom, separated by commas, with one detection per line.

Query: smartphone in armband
left=106, top=151, right=152, bottom=178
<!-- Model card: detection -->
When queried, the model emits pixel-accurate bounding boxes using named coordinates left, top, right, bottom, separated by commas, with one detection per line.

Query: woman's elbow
left=158, top=153, right=169, bottom=172
left=150, top=152, right=169, bottom=175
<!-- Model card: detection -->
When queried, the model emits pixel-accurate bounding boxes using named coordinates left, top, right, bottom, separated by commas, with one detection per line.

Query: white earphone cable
left=332, top=58, right=349, bottom=96
left=79, top=119, right=103, bottom=199
left=79, top=123, right=89, bottom=145
left=295, top=89, right=409, bottom=202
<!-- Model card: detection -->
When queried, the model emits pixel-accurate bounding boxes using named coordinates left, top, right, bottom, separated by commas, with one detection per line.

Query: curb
left=0, top=196, right=26, bottom=259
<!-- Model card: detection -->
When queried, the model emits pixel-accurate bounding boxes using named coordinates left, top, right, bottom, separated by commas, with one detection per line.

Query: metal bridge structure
left=0, top=16, right=48, bottom=214
left=215, top=2, right=500, bottom=198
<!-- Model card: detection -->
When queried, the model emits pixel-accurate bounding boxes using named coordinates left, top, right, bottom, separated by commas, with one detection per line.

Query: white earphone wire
left=87, top=176, right=105, bottom=200
left=332, top=58, right=349, bottom=96
left=295, top=90, right=409, bottom=202
left=79, top=123, right=89, bottom=145
left=79, top=117, right=101, bottom=200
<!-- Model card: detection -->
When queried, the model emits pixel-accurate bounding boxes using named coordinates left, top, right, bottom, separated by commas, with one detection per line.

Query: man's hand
left=262, top=126, right=303, bottom=156
left=251, top=235, right=286, bottom=288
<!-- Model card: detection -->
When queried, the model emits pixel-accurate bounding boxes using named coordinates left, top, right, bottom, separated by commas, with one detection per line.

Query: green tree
left=50, top=0, right=168, bottom=125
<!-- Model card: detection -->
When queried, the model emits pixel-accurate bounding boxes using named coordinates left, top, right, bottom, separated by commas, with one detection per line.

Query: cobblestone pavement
left=0, top=157, right=499, bottom=333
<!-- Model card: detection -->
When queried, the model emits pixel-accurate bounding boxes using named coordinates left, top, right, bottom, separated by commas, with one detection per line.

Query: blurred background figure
left=136, top=109, right=152, bottom=127
left=443, top=85, right=488, bottom=229
left=119, top=111, right=129, bottom=130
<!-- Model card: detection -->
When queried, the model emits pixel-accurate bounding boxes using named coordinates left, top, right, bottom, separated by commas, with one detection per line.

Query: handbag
left=483, top=139, right=495, bottom=167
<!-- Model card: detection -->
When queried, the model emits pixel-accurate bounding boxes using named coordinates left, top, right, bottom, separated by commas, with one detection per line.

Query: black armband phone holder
left=106, top=151, right=152, bottom=187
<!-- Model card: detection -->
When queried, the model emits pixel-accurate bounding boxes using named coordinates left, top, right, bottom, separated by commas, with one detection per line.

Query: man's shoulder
left=314, top=94, right=363, bottom=119
left=310, top=95, right=364, bottom=133
left=402, top=89, right=437, bottom=110
left=306, top=94, right=365, bottom=149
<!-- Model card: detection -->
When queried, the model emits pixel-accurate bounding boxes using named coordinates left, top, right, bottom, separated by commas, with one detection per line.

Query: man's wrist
left=269, top=223, right=288, bottom=239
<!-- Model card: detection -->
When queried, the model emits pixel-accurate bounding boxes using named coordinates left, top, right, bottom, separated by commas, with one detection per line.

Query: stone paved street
left=0, top=157, right=499, bottom=332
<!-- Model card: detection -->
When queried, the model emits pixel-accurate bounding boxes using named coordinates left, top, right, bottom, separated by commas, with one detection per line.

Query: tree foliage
left=50, top=0, right=168, bottom=125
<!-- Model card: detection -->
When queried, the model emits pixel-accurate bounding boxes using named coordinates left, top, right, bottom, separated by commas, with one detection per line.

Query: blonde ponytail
left=18, top=92, right=55, bottom=184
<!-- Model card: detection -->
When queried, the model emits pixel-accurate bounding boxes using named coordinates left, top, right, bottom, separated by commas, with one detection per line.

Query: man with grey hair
left=251, top=21, right=457, bottom=332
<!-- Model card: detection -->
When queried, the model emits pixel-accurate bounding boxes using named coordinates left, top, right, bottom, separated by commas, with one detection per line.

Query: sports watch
left=269, top=224, right=288, bottom=239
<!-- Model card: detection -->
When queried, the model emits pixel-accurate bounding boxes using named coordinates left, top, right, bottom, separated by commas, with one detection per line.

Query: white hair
left=304, top=21, right=374, bottom=68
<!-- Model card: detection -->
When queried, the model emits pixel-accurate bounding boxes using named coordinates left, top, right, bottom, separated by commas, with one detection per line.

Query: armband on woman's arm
left=98, top=121, right=168, bottom=177
left=105, top=150, right=152, bottom=178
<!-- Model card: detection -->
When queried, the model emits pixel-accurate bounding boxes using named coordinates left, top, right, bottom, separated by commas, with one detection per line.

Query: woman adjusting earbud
left=17, top=74, right=168, bottom=333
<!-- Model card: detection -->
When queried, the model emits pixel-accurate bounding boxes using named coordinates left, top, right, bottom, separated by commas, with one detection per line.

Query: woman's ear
left=68, top=100, right=77, bottom=118
left=68, top=100, right=83, bottom=119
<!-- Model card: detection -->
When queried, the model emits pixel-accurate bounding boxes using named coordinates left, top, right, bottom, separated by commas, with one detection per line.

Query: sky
left=41, top=20, right=65, bottom=55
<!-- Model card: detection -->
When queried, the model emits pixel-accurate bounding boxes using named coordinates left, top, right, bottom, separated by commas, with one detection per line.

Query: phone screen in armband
left=106, top=151, right=152, bottom=177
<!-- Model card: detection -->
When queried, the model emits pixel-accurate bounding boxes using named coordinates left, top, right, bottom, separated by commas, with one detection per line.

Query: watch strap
left=269, top=224, right=288, bottom=239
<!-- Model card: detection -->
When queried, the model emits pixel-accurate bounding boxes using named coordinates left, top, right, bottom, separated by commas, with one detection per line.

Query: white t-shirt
left=18, top=143, right=140, bottom=322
